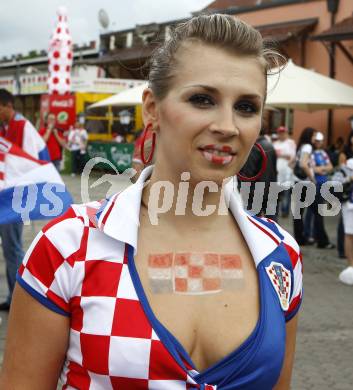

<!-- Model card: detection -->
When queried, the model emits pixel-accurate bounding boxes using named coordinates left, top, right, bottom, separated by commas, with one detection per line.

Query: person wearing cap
left=312, top=132, right=333, bottom=185
left=273, top=126, right=296, bottom=217
left=307, top=131, right=334, bottom=249
left=293, top=127, right=334, bottom=248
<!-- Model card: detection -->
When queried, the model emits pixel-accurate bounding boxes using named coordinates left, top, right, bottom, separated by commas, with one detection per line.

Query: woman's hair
left=297, top=127, right=316, bottom=150
left=148, top=14, right=285, bottom=100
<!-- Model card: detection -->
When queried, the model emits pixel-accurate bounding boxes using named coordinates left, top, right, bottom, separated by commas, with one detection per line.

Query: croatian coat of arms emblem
left=265, top=261, right=291, bottom=311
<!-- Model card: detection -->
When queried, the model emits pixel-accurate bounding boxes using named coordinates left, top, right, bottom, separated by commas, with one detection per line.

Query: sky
left=0, top=0, right=211, bottom=58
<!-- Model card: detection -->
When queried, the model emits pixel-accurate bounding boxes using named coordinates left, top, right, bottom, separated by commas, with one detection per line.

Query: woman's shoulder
left=17, top=200, right=111, bottom=316
left=255, top=217, right=303, bottom=321
left=29, top=201, right=104, bottom=258
left=43, top=200, right=101, bottom=230
left=255, top=216, right=301, bottom=264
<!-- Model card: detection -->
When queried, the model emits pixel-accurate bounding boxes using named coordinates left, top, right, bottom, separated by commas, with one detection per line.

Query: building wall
left=332, top=0, right=353, bottom=143
left=232, top=0, right=353, bottom=143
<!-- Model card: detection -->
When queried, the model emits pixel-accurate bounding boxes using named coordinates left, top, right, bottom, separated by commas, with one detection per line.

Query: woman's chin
left=189, top=165, right=237, bottom=186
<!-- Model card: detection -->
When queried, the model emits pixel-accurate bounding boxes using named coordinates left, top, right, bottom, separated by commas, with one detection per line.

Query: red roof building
left=197, top=0, right=353, bottom=143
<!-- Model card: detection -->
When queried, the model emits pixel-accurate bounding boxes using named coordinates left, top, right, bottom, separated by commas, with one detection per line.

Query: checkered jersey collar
left=95, top=166, right=283, bottom=266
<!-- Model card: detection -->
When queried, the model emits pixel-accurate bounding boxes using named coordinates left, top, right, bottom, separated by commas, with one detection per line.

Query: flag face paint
left=148, top=252, right=244, bottom=295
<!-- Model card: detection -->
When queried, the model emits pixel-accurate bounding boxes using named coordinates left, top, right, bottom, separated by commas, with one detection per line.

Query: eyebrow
left=182, top=84, right=263, bottom=101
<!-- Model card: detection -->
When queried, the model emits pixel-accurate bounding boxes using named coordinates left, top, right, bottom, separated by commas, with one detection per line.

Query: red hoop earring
left=140, top=123, right=156, bottom=165
left=237, top=142, right=268, bottom=182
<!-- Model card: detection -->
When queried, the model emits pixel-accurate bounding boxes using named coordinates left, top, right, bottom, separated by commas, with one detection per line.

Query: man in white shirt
left=273, top=126, right=296, bottom=217
left=68, top=121, right=88, bottom=176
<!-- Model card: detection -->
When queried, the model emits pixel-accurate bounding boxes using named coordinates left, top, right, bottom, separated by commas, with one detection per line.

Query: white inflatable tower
left=48, top=6, right=73, bottom=95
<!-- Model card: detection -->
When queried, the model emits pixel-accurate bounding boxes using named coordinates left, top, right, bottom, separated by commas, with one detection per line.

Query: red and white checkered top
left=18, top=203, right=207, bottom=389
left=17, top=167, right=303, bottom=389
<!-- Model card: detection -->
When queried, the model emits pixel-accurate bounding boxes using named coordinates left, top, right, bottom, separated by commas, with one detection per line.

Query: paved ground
left=0, top=173, right=352, bottom=389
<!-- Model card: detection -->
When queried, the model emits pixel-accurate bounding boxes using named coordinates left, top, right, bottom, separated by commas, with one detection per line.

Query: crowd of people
left=39, top=115, right=88, bottom=175
left=238, top=124, right=353, bottom=285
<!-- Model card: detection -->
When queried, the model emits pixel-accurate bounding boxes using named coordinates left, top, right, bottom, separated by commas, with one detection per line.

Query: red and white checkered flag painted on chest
left=148, top=252, right=243, bottom=294
left=48, top=6, right=73, bottom=95
left=265, top=261, right=291, bottom=310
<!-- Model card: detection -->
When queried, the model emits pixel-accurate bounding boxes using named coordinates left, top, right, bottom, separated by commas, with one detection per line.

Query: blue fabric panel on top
left=128, top=242, right=293, bottom=389
left=193, top=248, right=286, bottom=389
left=251, top=215, right=284, bottom=240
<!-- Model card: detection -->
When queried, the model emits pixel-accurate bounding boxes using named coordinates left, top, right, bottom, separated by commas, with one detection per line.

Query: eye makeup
left=184, top=85, right=262, bottom=115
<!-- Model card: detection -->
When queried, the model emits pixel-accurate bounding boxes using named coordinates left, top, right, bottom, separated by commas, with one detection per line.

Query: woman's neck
left=141, top=166, right=232, bottom=228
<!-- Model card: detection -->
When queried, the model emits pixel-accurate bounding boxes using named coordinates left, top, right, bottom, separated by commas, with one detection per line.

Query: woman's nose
left=209, top=108, right=239, bottom=137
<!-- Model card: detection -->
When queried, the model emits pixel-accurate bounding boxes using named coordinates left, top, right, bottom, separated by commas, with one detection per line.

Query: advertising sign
left=40, top=94, right=76, bottom=130
left=87, top=141, right=134, bottom=172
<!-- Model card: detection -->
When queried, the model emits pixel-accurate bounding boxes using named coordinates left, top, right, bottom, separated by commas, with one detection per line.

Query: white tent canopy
left=88, top=60, right=353, bottom=112
left=88, top=83, right=148, bottom=109
left=266, top=59, right=353, bottom=111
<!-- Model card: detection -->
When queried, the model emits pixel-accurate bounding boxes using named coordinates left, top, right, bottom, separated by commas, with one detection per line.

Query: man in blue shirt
left=308, top=131, right=334, bottom=249
left=312, top=132, right=333, bottom=186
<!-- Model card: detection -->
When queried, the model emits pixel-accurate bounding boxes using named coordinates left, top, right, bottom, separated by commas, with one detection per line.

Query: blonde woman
left=1, top=15, right=302, bottom=389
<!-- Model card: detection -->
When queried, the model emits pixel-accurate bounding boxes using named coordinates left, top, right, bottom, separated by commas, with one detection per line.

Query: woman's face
left=143, top=42, right=266, bottom=184
left=47, top=114, right=56, bottom=126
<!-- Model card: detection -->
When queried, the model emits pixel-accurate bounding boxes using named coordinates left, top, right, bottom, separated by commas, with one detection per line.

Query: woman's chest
left=65, top=250, right=286, bottom=390
left=66, top=237, right=287, bottom=387
left=133, top=225, right=260, bottom=372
